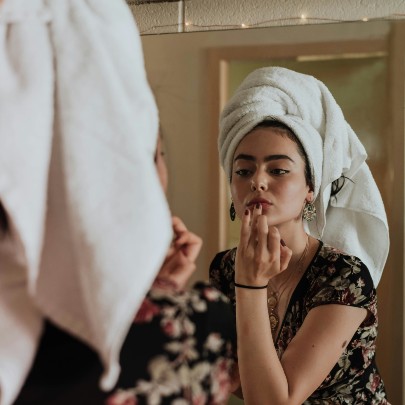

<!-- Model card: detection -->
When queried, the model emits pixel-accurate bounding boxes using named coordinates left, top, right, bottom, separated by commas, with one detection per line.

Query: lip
left=247, top=197, right=272, bottom=208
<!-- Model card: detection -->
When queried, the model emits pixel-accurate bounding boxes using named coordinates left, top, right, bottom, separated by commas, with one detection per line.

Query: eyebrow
left=234, top=153, right=295, bottom=163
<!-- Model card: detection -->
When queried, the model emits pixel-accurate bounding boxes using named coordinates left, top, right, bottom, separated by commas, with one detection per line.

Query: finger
left=173, top=231, right=196, bottom=248
left=267, top=226, right=282, bottom=274
left=239, top=208, right=251, bottom=249
left=178, top=235, right=202, bottom=262
left=159, top=250, right=184, bottom=274
left=171, top=216, right=202, bottom=258
left=172, top=216, right=187, bottom=235
left=255, top=215, right=269, bottom=258
left=249, top=203, right=262, bottom=247
left=165, top=251, right=196, bottom=289
left=267, top=225, right=280, bottom=249
left=160, top=250, right=190, bottom=273
left=161, top=243, right=179, bottom=272
left=173, top=226, right=202, bottom=254
left=165, top=244, right=177, bottom=259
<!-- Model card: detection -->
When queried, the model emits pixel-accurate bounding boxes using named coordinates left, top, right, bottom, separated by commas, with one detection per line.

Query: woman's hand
left=235, top=204, right=292, bottom=286
left=154, top=216, right=202, bottom=291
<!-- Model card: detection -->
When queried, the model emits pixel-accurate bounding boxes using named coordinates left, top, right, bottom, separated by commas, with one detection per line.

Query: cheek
left=277, top=182, right=308, bottom=207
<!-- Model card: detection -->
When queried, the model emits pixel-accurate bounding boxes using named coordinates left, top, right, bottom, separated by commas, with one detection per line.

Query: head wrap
left=219, top=66, right=389, bottom=288
left=0, top=0, right=171, bottom=403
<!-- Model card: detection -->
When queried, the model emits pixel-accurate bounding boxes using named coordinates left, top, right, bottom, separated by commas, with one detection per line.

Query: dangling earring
left=229, top=202, right=236, bottom=221
left=303, top=201, right=316, bottom=221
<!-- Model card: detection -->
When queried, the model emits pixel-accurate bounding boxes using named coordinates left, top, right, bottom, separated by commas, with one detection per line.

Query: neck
left=277, top=224, right=309, bottom=259
left=269, top=230, right=311, bottom=290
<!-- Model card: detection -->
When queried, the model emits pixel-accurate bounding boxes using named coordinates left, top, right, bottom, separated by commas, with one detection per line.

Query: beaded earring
left=303, top=201, right=316, bottom=221
left=229, top=202, right=236, bottom=221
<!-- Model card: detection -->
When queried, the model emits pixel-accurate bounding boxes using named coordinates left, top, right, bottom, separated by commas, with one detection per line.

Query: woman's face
left=230, top=127, right=313, bottom=230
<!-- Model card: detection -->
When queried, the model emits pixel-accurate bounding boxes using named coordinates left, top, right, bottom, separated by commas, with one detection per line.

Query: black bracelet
left=234, top=282, right=268, bottom=289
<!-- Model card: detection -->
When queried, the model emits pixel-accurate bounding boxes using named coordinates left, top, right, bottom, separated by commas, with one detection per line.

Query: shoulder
left=314, top=243, right=373, bottom=284
left=209, top=248, right=236, bottom=270
left=307, top=243, right=375, bottom=308
left=209, top=248, right=237, bottom=293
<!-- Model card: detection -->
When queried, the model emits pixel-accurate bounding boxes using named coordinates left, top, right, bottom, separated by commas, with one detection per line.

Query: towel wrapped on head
left=218, top=66, right=389, bottom=287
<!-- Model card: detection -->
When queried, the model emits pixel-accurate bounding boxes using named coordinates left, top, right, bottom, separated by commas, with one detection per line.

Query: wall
left=129, top=0, right=405, bottom=34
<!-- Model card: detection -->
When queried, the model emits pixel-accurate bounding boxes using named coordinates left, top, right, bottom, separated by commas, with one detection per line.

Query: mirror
left=141, top=20, right=405, bottom=404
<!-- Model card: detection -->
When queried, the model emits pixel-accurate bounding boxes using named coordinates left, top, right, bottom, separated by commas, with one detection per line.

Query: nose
left=250, top=172, right=268, bottom=191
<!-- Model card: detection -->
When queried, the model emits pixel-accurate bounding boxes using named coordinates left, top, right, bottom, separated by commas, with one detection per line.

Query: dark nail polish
left=255, top=203, right=260, bottom=209
left=280, top=239, right=286, bottom=247
left=245, top=209, right=249, bottom=215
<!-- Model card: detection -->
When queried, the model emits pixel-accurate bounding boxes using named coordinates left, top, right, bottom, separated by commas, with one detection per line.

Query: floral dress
left=15, top=282, right=236, bottom=405
left=106, top=282, right=237, bottom=405
left=209, top=241, right=389, bottom=404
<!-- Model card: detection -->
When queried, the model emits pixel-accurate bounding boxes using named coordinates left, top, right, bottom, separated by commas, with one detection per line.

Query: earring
left=229, top=202, right=236, bottom=221
left=303, top=201, right=316, bottom=221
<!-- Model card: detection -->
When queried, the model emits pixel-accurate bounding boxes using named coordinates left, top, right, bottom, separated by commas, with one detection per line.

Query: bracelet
left=234, top=282, right=268, bottom=289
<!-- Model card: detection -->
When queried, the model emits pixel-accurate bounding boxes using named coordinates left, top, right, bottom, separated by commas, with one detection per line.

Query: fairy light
left=136, top=13, right=404, bottom=35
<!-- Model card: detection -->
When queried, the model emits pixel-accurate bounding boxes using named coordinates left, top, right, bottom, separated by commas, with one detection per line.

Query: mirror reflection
left=142, top=20, right=404, bottom=404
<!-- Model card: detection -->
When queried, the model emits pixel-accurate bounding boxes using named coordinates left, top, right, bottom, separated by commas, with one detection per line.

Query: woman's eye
left=235, top=169, right=251, bottom=177
left=270, top=169, right=289, bottom=175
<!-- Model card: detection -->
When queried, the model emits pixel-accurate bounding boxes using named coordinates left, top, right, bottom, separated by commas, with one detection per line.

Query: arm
left=235, top=210, right=367, bottom=405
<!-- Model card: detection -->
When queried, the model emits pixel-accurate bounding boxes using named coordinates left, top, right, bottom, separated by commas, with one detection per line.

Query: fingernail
left=280, top=239, right=286, bottom=247
left=255, top=203, right=260, bottom=209
left=244, top=209, right=249, bottom=215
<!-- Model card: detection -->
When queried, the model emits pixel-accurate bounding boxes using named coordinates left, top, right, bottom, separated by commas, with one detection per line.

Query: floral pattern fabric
left=106, top=282, right=237, bottom=405
left=209, top=241, right=390, bottom=404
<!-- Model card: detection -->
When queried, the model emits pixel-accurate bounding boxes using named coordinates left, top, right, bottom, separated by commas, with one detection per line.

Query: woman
left=210, top=67, right=390, bottom=404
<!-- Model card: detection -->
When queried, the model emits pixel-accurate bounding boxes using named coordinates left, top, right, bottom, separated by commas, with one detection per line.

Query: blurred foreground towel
left=0, top=0, right=171, bottom=403
left=219, top=66, right=389, bottom=289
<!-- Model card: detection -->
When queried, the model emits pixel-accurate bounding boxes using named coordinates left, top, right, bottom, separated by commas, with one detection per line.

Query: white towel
left=219, top=66, right=389, bottom=288
left=0, top=0, right=171, bottom=404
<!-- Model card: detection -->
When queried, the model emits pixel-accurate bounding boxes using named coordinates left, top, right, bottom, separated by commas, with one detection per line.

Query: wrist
left=234, top=274, right=269, bottom=287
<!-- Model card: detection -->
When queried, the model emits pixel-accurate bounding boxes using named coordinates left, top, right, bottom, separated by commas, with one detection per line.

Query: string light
left=138, top=14, right=404, bottom=35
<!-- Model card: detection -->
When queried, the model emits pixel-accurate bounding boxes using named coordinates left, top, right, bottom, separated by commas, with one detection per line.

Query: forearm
left=236, top=289, right=290, bottom=405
